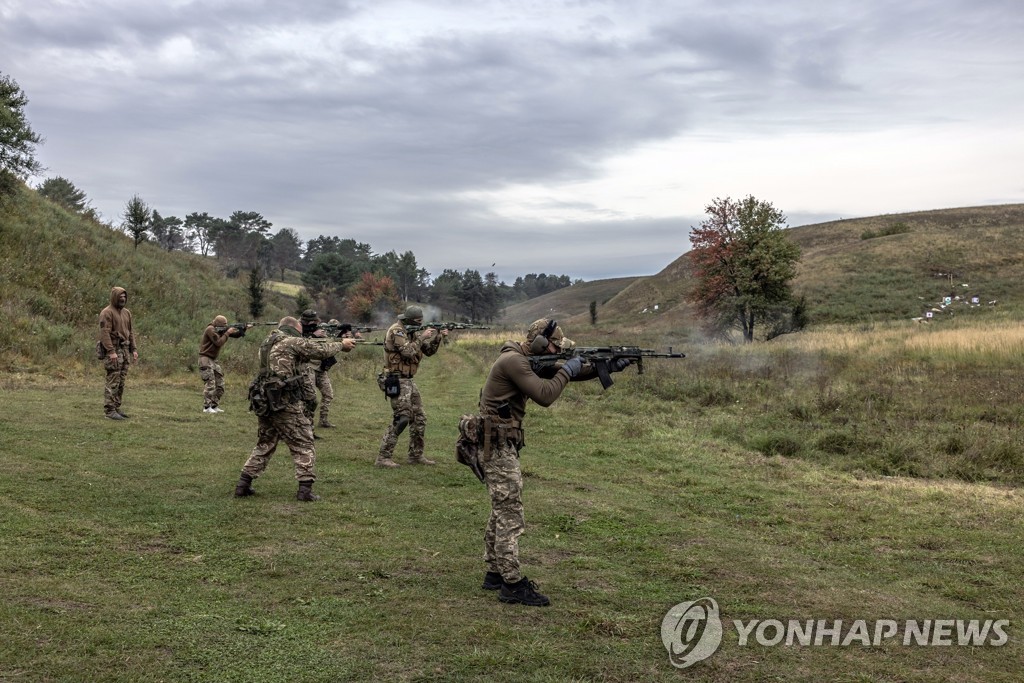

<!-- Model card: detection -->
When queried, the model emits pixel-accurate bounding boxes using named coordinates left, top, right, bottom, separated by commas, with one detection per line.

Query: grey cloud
left=8, top=0, right=1024, bottom=282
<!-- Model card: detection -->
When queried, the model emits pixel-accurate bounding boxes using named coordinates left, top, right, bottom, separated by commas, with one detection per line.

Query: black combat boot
left=296, top=481, right=320, bottom=502
left=234, top=473, right=255, bottom=497
left=482, top=571, right=503, bottom=591
left=498, top=577, right=550, bottom=607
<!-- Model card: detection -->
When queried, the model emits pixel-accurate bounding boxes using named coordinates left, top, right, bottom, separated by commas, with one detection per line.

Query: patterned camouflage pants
left=241, top=402, right=317, bottom=482
left=103, top=346, right=131, bottom=414
left=198, top=355, right=225, bottom=408
left=315, top=370, right=334, bottom=424
left=378, top=378, right=427, bottom=460
left=483, top=440, right=525, bottom=583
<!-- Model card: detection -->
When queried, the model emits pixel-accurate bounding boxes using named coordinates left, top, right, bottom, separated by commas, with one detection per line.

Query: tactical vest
left=384, top=323, right=421, bottom=377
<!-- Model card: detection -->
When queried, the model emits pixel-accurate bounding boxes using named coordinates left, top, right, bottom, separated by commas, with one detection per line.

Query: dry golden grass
left=770, top=320, right=1024, bottom=361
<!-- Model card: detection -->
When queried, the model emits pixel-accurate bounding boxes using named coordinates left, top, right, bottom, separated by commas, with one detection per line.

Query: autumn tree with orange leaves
left=688, top=196, right=802, bottom=342
left=346, top=272, right=401, bottom=323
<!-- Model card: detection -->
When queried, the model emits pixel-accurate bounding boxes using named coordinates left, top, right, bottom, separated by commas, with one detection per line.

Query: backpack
left=247, top=331, right=291, bottom=417
left=248, top=374, right=299, bottom=416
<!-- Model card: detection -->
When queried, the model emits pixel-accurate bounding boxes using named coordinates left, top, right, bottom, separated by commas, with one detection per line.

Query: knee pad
left=393, top=414, right=411, bottom=436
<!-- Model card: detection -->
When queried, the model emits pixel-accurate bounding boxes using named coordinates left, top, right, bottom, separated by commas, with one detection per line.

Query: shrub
left=861, top=222, right=911, bottom=240
left=751, top=433, right=802, bottom=457
left=815, top=431, right=859, bottom=455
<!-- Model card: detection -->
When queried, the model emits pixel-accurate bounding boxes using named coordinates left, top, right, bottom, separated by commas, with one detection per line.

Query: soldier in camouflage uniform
left=233, top=316, right=355, bottom=501
left=98, top=286, right=138, bottom=420
left=314, top=318, right=349, bottom=429
left=299, top=310, right=324, bottom=435
left=376, top=305, right=447, bottom=468
left=476, top=318, right=629, bottom=606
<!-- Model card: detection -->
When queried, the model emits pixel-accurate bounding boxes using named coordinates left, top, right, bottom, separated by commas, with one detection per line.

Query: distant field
left=268, top=280, right=304, bottom=296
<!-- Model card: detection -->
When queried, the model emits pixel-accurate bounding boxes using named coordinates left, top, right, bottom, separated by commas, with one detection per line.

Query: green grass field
left=1, top=335, right=1021, bottom=682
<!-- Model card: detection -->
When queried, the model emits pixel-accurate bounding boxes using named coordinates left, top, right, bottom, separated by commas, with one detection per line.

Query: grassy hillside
left=788, top=204, right=1024, bottom=323
left=0, top=184, right=293, bottom=377
left=535, top=203, right=1024, bottom=336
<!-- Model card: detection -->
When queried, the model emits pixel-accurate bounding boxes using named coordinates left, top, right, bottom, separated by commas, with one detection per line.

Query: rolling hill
left=506, top=203, right=1024, bottom=336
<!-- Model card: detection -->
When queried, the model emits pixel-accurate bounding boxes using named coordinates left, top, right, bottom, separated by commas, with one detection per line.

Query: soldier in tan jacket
left=198, top=315, right=241, bottom=413
left=98, top=286, right=138, bottom=420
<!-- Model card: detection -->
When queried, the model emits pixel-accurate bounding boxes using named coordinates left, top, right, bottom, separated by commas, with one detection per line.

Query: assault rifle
left=352, top=340, right=386, bottom=345
left=318, top=322, right=379, bottom=337
left=404, top=322, right=491, bottom=333
left=213, top=321, right=276, bottom=337
left=529, top=346, right=685, bottom=389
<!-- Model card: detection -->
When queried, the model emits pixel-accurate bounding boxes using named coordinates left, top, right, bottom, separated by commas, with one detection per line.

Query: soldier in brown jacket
left=476, top=318, right=630, bottom=607
left=198, top=316, right=241, bottom=413
left=98, top=286, right=138, bottom=420
left=375, top=305, right=447, bottom=468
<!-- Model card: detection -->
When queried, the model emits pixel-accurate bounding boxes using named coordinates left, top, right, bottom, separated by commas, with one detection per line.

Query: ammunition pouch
left=248, top=374, right=302, bottom=417
left=377, top=371, right=402, bottom=398
left=455, top=414, right=524, bottom=484
left=480, top=415, right=524, bottom=460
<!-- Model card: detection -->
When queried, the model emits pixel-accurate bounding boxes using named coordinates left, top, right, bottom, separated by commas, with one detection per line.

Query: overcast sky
left=3, top=0, right=1023, bottom=282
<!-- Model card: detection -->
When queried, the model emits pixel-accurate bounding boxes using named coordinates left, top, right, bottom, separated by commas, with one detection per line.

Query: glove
left=560, top=356, right=584, bottom=379
left=611, top=358, right=633, bottom=372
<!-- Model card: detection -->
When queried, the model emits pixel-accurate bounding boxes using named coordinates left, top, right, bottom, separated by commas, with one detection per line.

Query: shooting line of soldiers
left=96, top=286, right=682, bottom=607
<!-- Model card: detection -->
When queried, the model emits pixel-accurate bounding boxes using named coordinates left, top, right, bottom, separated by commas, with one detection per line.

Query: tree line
left=56, top=182, right=582, bottom=322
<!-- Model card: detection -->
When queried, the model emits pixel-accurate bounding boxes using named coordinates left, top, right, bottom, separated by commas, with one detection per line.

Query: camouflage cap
left=526, top=318, right=568, bottom=348
left=398, top=305, right=424, bottom=322
left=300, top=309, right=319, bottom=324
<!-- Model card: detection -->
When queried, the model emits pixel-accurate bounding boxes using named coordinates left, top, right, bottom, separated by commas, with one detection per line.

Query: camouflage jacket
left=383, top=321, right=443, bottom=377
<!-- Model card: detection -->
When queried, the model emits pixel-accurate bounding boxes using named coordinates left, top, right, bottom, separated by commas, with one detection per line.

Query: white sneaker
left=213, top=407, right=224, bottom=413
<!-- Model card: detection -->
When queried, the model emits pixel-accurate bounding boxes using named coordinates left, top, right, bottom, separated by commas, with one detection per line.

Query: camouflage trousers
left=241, top=402, right=318, bottom=482
left=378, top=378, right=426, bottom=460
left=483, top=439, right=525, bottom=583
left=315, top=370, right=334, bottom=424
left=198, top=355, right=225, bottom=408
left=103, top=346, right=131, bottom=414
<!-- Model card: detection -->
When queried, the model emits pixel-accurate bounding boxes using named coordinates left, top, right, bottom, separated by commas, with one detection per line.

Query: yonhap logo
left=661, top=597, right=723, bottom=668
left=660, top=596, right=1010, bottom=670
